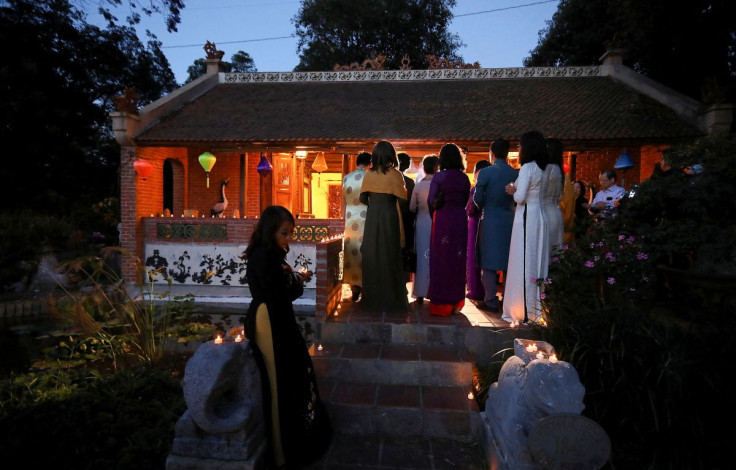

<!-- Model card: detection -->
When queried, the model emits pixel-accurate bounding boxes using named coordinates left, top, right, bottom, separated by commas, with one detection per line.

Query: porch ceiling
left=133, top=76, right=704, bottom=147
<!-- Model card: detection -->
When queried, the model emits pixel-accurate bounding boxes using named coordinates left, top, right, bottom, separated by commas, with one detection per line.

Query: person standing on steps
left=342, top=151, right=372, bottom=302
left=409, top=154, right=439, bottom=304
left=473, top=139, right=519, bottom=313
left=360, top=140, right=410, bottom=313
left=243, top=205, right=332, bottom=469
left=427, top=143, right=471, bottom=316
left=398, top=152, right=416, bottom=281
left=466, top=159, right=491, bottom=302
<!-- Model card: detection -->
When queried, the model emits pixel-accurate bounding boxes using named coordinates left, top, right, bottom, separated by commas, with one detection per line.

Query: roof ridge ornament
left=204, top=41, right=225, bottom=60
left=426, top=55, right=480, bottom=70
left=112, top=86, right=139, bottom=115
left=334, top=54, right=387, bottom=71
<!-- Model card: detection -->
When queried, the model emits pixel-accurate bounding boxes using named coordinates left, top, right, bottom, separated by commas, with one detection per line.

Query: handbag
left=402, top=248, right=417, bottom=273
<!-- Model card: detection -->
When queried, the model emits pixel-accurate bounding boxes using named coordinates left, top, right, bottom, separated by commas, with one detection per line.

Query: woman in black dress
left=244, top=205, right=331, bottom=469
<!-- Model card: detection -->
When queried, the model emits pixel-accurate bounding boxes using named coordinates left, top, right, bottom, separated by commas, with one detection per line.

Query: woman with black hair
left=243, top=205, right=332, bottom=469
left=359, top=140, right=410, bottom=313
left=503, top=131, right=559, bottom=324
left=427, top=143, right=471, bottom=316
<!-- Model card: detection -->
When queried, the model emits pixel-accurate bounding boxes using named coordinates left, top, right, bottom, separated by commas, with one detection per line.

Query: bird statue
left=211, top=178, right=229, bottom=217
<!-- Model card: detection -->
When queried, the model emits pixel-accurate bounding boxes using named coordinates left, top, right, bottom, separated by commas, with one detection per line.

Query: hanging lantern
left=257, top=153, right=273, bottom=176
left=198, top=151, right=217, bottom=187
left=133, top=159, right=153, bottom=180
left=311, top=152, right=328, bottom=173
left=311, top=152, right=329, bottom=187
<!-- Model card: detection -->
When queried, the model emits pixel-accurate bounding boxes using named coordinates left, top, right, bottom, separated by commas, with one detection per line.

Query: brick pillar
left=120, top=146, right=138, bottom=283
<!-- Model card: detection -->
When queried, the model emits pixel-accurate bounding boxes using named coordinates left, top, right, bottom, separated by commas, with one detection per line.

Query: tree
left=292, top=0, right=464, bottom=71
left=524, top=0, right=736, bottom=102
left=92, top=0, right=185, bottom=32
left=185, top=50, right=258, bottom=83
left=0, top=0, right=177, bottom=217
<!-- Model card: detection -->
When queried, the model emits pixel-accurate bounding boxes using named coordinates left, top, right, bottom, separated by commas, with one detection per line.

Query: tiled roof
left=134, top=72, right=704, bottom=145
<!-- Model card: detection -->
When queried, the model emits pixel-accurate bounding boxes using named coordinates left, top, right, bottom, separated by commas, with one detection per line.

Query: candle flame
left=467, top=392, right=474, bottom=400
left=214, top=334, right=223, bottom=344
left=549, top=354, right=558, bottom=363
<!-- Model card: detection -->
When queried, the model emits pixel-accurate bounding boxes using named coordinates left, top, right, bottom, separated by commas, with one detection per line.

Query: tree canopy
left=292, top=0, right=463, bottom=71
left=93, top=0, right=185, bottom=32
left=185, top=50, right=258, bottom=83
left=524, top=0, right=736, bottom=102
left=0, top=0, right=177, bottom=218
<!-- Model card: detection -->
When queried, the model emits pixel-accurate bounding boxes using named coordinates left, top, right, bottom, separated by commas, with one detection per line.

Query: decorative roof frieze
left=222, top=66, right=601, bottom=84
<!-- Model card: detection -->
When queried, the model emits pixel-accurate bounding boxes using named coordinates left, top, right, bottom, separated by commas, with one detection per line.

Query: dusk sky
left=86, top=0, right=560, bottom=84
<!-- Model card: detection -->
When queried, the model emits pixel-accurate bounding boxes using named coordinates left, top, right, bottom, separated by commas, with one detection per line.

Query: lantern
left=133, top=159, right=153, bottom=180
left=311, top=152, right=328, bottom=173
left=198, top=152, right=217, bottom=187
left=257, top=153, right=273, bottom=176
left=614, top=150, right=635, bottom=189
left=311, top=152, right=328, bottom=187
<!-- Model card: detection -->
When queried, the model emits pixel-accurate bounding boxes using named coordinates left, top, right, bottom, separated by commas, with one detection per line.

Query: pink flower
left=585, top=261, right=595, bottom=268
left=530, top=276, right=537, bottom=283
left=551, top=256, right=559, bottom=263
left=637, top=252, right=648, bottom=260
left=618, top=235, right=626, bottom=241
left=544, top=278, right=552, bottom=285
left=540, top=293, right=547, bottom=300
left=607, top=277, right=616, bottom=285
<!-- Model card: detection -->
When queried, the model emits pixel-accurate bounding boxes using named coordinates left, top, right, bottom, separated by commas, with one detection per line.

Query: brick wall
left=640, top=144, right=670, bottom=180
left=571, top=146, right=644, bottom=192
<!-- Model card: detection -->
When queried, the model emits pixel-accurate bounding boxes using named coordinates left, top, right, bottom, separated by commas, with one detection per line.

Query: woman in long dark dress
left=243, top=205, right=331, bottom=469
left=360, top=140, right=410, bottom=313
left=428, top=143, right=471, bottom=316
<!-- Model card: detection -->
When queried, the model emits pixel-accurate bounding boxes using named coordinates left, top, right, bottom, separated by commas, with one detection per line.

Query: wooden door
left=273, top=154, right=294, bottom=212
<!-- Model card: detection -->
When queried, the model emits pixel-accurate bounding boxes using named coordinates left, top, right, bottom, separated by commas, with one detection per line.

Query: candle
left=531, top=343, right=538, bottom=352
left=467, top=391, right=474, bottom=400
left=214, top=335, right=223, bottom=344
left=549, top=354, right=558, bottom=363
left=234, top=334, right=243, bottom=343
left=525, top=344, right=534, bottom=352
left=317, top=344, right=324, bottom=351
left=536, top=351, right=544, bottom=360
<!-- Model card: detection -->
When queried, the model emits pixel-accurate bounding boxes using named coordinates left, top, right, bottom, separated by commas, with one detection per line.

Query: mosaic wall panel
left=156, top=223, right=228, bottom=240
left=144, top=243, right=316, bottom=287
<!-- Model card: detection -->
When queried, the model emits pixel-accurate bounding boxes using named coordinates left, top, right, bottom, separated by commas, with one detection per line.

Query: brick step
left=316, top=381, right=482, bottom=442
left=302, top=432, right=487, bottom=470
left=310, top=342, right=473, bottom=387
left=319, top=317, right=465, bottom=347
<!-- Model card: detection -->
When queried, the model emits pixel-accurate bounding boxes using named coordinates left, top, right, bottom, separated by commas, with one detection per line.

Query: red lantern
left=134, top=159, right=153, bottom=180
left=563, top=161, right=571, bottom=174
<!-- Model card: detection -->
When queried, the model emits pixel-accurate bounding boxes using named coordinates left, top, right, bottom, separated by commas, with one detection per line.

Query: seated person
left=582, top=169, right=626, bottom=219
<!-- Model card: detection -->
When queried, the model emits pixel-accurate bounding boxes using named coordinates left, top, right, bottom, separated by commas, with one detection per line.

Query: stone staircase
left=303, top=297, right=527, bottom=469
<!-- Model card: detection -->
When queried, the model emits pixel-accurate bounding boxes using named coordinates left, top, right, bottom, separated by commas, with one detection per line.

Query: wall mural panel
left=144, top=243, right=316, bottom=287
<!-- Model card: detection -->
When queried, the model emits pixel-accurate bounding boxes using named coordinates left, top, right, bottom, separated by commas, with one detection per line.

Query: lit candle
left=549, top=354, right=558, bottom=363
left=536, top=351, right=544, bottom=360
left=234, top=334, right=243, bottom=343
left=214, top=335, right=223, bottom=344
left=531, top=343, right=538, bottom=352
left=150, top=213, right=154, bottom=217
left=467, top=391, right=474, bottom=400
left=317, top=344, right=323, bottom=351
left=525, top=344, right=534, bottom=352
left=334, top=310, right=339, bottom=317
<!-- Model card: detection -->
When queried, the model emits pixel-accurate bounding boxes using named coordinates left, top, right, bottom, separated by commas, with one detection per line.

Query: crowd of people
left=241, top=134, right=632, bottom=468
left=339, top=135, right=629, bottom=321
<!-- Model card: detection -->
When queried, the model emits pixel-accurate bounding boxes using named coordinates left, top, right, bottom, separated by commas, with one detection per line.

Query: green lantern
left=198, top=152, right=217, bottom=187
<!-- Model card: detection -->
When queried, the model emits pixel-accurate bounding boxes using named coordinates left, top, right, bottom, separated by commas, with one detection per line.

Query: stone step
left=316, top=380, right=482, bottom=442
left=310, top=342, right=473, bottom=387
